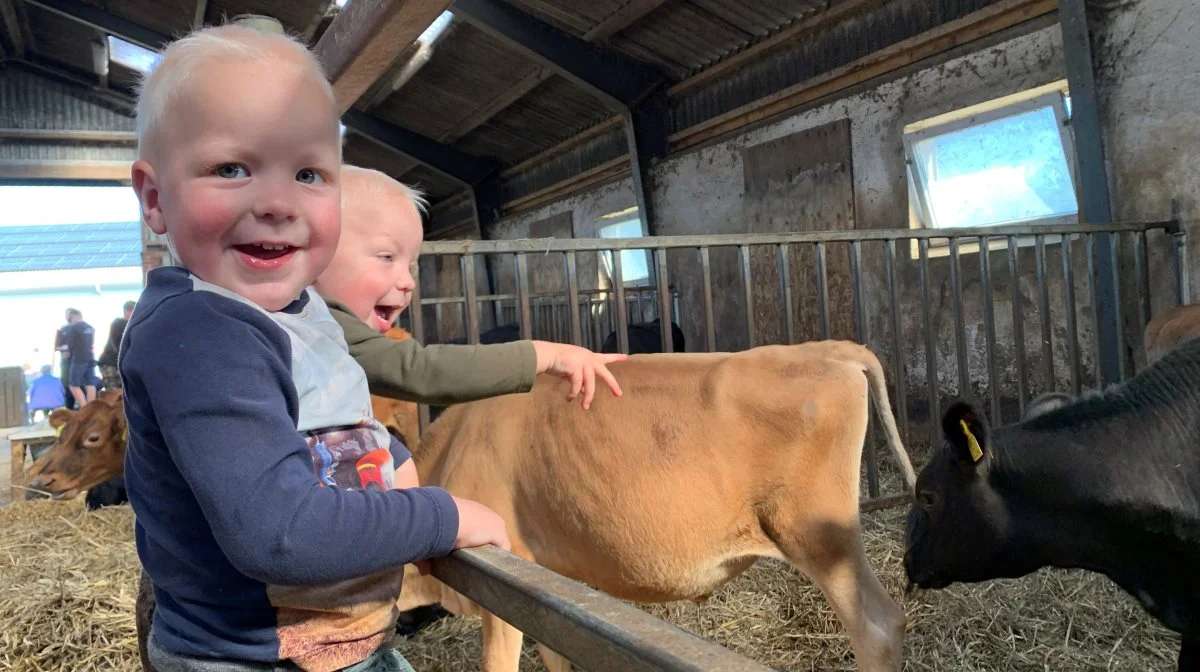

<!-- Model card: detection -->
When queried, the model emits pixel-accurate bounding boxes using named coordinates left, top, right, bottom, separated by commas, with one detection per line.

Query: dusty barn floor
left=0, top=456, right=1181, bottom=671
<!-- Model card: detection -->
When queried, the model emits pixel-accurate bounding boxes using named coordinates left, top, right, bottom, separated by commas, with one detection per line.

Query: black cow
left=903, top=337, right=1200, bottom=670
left=601, top=319, right=685, bottom=355
left=445, top=323, right=522, bottom=346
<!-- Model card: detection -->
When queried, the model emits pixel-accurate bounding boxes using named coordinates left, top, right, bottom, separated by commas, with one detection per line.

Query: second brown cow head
left=26, top=389, right=128, bottom=500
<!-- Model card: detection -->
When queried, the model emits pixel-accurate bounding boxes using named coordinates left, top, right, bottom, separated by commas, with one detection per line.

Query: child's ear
left=941, top=401, right=991, bottom=472
left=131, top=160, right=166, bottom=235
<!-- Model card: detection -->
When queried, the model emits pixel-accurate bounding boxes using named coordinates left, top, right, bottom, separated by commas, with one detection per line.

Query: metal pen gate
left=401, top=218, right=1188, bottom=513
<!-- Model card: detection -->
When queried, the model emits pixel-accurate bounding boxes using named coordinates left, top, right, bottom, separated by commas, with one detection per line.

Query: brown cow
left=398, top=340, right=916, bottom=672
left=1143, top=302, right=1200, bottom=364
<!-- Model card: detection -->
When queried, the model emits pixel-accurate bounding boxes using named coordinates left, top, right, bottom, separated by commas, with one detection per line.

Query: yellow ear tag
left=960, top=419, right=983, bottom=462
left=53, top=423, right=63, bottom=438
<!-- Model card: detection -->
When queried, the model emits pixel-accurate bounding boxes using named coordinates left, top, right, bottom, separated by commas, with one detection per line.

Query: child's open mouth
left=371, top=305, right=401, bottom=331
left=235, top=243, right=298, bottom=270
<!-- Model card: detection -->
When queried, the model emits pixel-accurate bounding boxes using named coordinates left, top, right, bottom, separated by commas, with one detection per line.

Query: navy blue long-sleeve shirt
left=121, top=267, right=458, bottom=671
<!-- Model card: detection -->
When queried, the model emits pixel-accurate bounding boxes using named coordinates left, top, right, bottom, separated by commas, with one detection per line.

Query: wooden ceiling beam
left=583, top=0, right=668, bottom=42
left=312, top=0, right=453, bottom=113
left=0, top=0, right=27, bottom=58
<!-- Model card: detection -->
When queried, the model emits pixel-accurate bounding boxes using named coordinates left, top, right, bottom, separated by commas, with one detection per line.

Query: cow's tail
left=859, top=348, right=917, bottom=492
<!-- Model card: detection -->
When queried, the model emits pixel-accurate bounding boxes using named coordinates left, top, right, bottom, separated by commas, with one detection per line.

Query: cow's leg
left=777, top=520, right=904, bottom=672
left=536, top=643, right=572, bottom=672
left=1180, top=635, right=1199, bottom=672
left=479, top=610, right=524, bottom=672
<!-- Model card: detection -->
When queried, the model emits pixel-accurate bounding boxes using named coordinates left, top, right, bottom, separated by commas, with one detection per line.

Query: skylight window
left=419, top=11, right=454, bottom=45
left=335, top=0, right=350, bottom=8
left=107, top=36, right=162, bottom=74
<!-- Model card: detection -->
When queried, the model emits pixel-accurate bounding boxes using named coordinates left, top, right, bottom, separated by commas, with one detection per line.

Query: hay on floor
left=0, top=498, right=141, bottom=672
left=0, top=488, right=1182, bottom=671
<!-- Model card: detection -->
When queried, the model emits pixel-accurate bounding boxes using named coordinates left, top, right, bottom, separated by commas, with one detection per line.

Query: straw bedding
left=0, top=486, right=1180, bottom=671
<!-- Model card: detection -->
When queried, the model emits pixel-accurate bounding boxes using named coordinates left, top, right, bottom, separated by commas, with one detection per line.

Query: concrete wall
left=416, top=12, right=1191, bottom=438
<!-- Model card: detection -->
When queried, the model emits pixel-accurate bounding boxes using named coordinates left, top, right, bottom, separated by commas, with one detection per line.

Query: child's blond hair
left=134, top=23, right=338, bottom=161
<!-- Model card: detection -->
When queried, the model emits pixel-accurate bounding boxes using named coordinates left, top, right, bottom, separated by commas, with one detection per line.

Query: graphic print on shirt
left=303, top=422, right=396, bottom=492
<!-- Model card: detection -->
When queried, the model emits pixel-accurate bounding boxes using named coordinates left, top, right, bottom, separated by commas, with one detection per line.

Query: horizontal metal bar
left=420, top=220, right=1176, bottom=255
left=434, top=546, right=775, bottom=672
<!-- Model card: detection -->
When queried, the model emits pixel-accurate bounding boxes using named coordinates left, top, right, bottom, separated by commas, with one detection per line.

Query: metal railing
left=399, top=286, right=681, bottom=352
left=433, top=546, right=774, bottom=672
left=407, top=218, right=1187, bottom=504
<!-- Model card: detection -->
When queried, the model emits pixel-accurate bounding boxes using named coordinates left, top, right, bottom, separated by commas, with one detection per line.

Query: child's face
left=315, top=196, right=422, bottom=333
left=134, top=57, right=341, bottom=312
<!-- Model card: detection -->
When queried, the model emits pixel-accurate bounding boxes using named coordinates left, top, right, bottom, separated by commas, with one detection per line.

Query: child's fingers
left=599, top=353, right=628, bottom=364
left=595, top=364, right=623, bottom=397
left=581, top=368, right=596, bottom=410
left=568, top=368, right=583, bottom=402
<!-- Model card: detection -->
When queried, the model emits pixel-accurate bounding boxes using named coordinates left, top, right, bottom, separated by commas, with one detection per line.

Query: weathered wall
left=417, top=14, right=1190, bottom=438
left=1094, top=0, right=1198, bottom=316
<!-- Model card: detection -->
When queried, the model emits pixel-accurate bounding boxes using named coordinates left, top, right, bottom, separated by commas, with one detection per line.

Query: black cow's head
left=903, top=401, right=1037, bottom=590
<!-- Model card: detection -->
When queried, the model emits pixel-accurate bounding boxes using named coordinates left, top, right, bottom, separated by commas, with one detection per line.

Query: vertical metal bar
left=1110, top=232, right=1126, bottom=381
left=516, top=253, right=533, bottom=341
left=848, top=240, right=877, bottom=498
left=918, top=239, right=939, bottom=450
left=612, top=249, right=629, bottom=354
left=884, top=239, right=908, bottom=444
left=777, top=244, right=795, bottom=345
left=740, top=245, right=755, bottom=348
left=1133, top=232, right=1150, bottom=355
left=410, top=261, right=430, bottom=434
left=814, top=242, right=831, bottom=339
left=1060, top=0, right=1121, bottom=388
left=700, top=247, right=716, bottom=352
left=1176, top=231, right=1191, bottom=305
left=949, top=238, right=970, bottom=400
left=462, top=254, right=480, bottom=345
left=1062, top=237, right=1082, bottom=395
left=434, top=304, right=444, bottom=343
left=1035, top=235, right=1054, bottom=392
left=1087, top=234, right=1102, bottom=390
left=655, top=248, right=673, bottom=353
left=1007, top=236, right=1027, bottom=414
left=566, top=252, right=583, bottom=347
left=979, top=236, right=1001, bottom=423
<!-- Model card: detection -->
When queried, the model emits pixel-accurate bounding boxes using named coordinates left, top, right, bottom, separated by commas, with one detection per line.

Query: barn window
left=904, top=80, right=1078, bottom=255
left=106, top=37, right=162, bottom=74
left=598, top=209, right=650, bottom=287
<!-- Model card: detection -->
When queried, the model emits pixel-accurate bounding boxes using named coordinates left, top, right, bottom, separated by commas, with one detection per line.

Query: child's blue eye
left=378, top=254, right=394, bottom=263
left=297, top=169, right=322, bottom=184
left=216, top=164, right=248, bottom=179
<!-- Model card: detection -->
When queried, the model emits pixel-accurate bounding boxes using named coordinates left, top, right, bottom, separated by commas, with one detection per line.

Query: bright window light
left=335, top=0, right=350, bottom=8
left=905, top=84, right=1078, bottom=231
left=419, top=11, right=454, bottom=44
left=598, top=218, right=650, bottom=286
left=107, top=36, right=162, bottom=74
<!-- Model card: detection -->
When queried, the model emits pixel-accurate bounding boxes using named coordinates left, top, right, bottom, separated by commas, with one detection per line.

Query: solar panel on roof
left=0, top=222, right=143, bottom=273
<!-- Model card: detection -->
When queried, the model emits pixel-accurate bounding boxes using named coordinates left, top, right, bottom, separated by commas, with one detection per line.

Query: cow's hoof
left=394, top=605, right=450, bottom=637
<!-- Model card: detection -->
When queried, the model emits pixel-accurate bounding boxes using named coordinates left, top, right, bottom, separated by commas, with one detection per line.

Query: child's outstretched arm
left=328, top=298, right=627, bottom=409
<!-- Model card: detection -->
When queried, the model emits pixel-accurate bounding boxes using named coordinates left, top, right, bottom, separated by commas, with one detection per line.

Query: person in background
left=53, top=309, right=76, bottom=411
left=63, top=308, right=98, bottom=407
left=27, top=364, right=65, bottom=423
left=98, top=300, right=137, bottom=390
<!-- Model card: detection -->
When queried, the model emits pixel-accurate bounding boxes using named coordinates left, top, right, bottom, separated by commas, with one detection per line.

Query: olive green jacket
left=324, top=297, right=538, bottom=407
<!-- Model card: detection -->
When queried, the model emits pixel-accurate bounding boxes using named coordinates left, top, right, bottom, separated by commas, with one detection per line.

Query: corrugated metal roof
left=0, top=222, right=143, bottom=273
left=0, top=69, right=135, bottom=131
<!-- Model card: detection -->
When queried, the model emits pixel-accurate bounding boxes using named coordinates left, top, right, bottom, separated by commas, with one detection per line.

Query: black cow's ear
left=942, top=401, right=990, bottom=469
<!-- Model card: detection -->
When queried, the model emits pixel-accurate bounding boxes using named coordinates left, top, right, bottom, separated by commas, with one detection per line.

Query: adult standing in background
left=63, top=308, right=97, bottom=407
left=53, top=309, right=76, bottom=411
left=98, top=300, right=136, bottom=390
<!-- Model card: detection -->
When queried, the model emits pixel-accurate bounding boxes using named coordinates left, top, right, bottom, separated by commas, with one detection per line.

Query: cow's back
left=415, top=343, right=875, bottom=600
